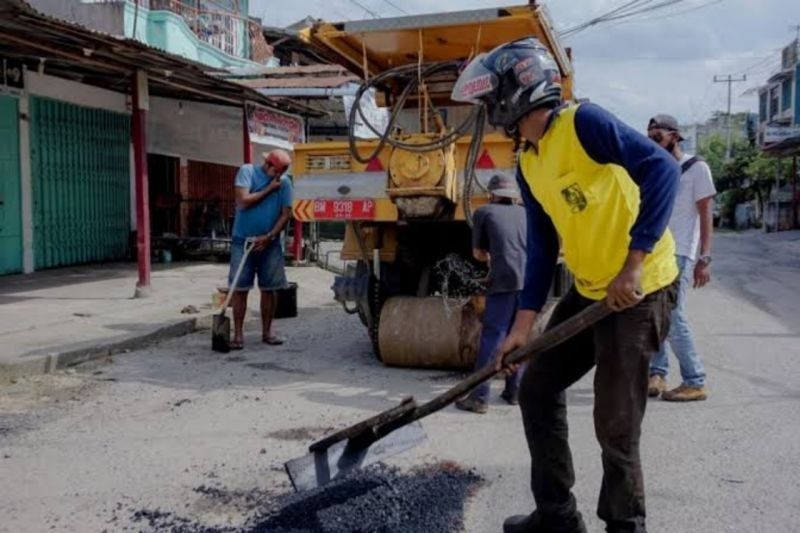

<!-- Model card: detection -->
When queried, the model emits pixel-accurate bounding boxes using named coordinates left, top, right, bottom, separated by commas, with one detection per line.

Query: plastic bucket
left=275, top=282, right=298, bottom=319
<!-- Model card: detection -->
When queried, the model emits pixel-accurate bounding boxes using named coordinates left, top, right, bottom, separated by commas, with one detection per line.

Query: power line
left=748, top=58, right=781, bottom=76
left=559, top=0, right=652, bottom=37
left=379, top=0, right=409, bottom=15
left=559, top=0, right=695, bottom=38
left=346, top=0, right=379, bottom=18
left=602, top=0, right=684, bottom=23
left=561, top=0, right=734, bottom=38
left=615, top=0, right=726, bottom=23
left=740, top=53, right=779, bottom=73
left=688, top=80, right=717, bottom=122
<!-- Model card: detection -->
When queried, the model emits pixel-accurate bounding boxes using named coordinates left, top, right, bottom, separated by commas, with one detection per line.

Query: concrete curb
left=0, top=316, right=204, bottom=385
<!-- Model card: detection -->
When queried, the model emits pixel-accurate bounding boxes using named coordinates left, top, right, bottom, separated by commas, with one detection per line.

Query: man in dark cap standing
left=456, top=173, right=527, bottom=414
left=647, top=114, right=715, bottom=401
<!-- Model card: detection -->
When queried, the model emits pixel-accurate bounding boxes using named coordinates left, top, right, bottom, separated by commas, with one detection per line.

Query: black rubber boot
left=605, top=518, right=647, bottom=533
left=503, top=511, right=587, bottom=533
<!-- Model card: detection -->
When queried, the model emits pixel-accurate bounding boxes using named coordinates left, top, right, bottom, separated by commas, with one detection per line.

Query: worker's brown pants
left=518, top=282, right=677, bottom=532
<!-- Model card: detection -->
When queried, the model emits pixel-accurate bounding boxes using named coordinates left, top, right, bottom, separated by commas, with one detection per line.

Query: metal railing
left=148, top=0, right=247, bottom=58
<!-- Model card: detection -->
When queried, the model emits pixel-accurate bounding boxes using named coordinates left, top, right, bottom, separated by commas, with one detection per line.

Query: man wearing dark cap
left=456, top=173, right=527, bottom=414
left=647, top=115, right=715, bottom=401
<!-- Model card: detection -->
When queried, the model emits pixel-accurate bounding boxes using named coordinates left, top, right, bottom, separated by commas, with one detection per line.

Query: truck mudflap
left=332, top=273, right=369, bottom=306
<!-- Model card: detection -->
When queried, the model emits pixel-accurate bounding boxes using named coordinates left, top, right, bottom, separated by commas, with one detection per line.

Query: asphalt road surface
left=1, top=231, right=799, bottom=532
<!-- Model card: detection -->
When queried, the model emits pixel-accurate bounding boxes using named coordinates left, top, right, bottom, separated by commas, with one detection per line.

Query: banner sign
left=764, top=125, right=800, bottom=144
left=342, top=88, right=389, bottom=140
left=245, top=101, right=305, bottom=149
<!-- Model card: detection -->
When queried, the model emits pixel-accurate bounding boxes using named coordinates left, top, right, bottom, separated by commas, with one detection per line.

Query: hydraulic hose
left=346, top=61, right=488, bottom=227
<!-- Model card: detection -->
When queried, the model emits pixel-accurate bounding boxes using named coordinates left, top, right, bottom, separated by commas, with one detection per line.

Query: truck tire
left=367, top=272, right=384, bottom=362
left=355, top=260, right=385, bottom=362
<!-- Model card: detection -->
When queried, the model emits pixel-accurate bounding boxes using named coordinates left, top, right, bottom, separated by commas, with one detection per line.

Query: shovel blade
left=284, top=421, right=427, bottom=492
left=211, top=314, right=231, bottom=353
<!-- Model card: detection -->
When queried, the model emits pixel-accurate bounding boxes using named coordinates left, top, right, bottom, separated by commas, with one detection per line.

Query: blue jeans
left=649, top=255, right=706, bottom=387
left=228, top=239, right=287, bottom=291
left=470, top=291, right=522, bottom=403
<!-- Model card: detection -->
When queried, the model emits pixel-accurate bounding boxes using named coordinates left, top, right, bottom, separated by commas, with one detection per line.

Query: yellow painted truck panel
left=300, top=5, right=573, bottom=100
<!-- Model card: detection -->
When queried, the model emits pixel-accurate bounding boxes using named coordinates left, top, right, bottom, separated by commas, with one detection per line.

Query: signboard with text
left=342, top=88, right=389, bottom=140
left=763, top=125, right=800, bottom=144
left=245, top=101, right=305, bottom=150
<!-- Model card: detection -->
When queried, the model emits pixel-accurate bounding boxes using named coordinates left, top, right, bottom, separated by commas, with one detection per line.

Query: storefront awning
left=0, top=0, right=319, bottom=116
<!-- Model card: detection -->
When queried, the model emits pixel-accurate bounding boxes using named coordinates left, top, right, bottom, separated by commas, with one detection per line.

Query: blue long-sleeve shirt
left=518, top=103, right=680, bottom=311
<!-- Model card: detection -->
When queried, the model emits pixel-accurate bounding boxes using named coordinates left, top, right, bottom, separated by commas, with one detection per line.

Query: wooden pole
left=242, top=105, right=251, bottom=164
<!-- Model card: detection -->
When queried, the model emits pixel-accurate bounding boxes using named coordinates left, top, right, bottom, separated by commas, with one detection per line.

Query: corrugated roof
left=255, top=64, right=352, bottom=75
left=0, top=0, right=320, bottom=116
left=238, top=75, right=357, bottom=89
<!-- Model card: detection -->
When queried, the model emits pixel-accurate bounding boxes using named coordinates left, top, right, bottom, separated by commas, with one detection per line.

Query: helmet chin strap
left=504, top=123, right=525, bottom=152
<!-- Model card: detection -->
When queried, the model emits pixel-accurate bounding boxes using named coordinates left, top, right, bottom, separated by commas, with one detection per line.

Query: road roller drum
left=378, top=296, right=483, bottom=370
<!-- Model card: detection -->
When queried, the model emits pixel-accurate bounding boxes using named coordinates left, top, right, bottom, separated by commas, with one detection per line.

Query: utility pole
left=713, top=74, right=747, bottom=161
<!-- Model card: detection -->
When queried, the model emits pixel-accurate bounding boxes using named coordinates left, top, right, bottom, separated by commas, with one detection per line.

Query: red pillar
left=242, top=107, right=252, bottom=164
left=133, top=70, right=151, bottom=294
left=292, top=219, right=303, bottom=262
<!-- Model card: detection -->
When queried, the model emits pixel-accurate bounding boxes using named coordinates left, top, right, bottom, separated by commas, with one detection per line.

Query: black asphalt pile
left=194, top=484, right=279, bottom=513
left=247, top=462, right=483, bottom=533
left=126, top=462, right=482, bottom=533
left=130, top=508, right=232, bottom=533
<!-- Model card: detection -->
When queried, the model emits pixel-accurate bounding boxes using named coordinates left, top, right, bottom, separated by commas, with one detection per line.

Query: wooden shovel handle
left=309, top=397, right=417, bottom=452
left=309, top=299, right=612, bottom=453
left=410, top=299, right=613, bottom=421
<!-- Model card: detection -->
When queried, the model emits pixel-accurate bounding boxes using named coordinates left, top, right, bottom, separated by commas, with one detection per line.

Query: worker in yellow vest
left=453, top=39, right=680, bottom=533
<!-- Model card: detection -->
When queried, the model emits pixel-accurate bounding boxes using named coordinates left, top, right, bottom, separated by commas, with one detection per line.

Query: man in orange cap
left=229, top=149, right=293, bottom=349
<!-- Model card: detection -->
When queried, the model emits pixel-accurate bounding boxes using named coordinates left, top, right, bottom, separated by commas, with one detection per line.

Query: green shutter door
left=0, top=95, right=22, bottom=275
left=30, top=97, right=131, bottom=269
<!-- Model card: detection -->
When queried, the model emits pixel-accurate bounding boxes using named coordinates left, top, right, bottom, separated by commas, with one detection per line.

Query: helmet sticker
left=494, top=52, right=515, bottom=73
left=456, top=73, right=495, bottom=100
left=517, top=70, right=536, bottom=87
left=513, top=57, right=535, bottom=74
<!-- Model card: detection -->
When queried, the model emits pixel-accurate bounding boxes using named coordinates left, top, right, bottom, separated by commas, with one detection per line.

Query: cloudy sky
left=249, top=0, right=797, bottom=130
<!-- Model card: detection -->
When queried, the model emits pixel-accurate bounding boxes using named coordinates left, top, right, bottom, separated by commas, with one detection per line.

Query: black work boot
left=503, top=510, right=587, bottom=533
left=605, top=517, right=647, bottom=533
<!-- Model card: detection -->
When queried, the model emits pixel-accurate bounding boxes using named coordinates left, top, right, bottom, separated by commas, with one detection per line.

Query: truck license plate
left=313, top=199, right=376, bottom=220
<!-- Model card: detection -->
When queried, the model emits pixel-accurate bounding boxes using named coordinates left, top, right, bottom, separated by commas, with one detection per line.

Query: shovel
left=212, top=239, right=255, bottom=353
left=284, top=299, right=613, bottom=492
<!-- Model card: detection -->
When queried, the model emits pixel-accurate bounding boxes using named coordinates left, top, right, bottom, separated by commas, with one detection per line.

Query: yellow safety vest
left=519, top=105, right=678, bottom=300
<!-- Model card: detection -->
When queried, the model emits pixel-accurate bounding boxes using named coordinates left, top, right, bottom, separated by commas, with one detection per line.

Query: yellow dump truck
left=292, top=4, right=574, bottom=367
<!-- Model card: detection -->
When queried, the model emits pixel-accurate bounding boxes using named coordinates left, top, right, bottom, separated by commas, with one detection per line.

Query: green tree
left=746, top=153, right=791, bottom=218
left=697, top=132, right=792, bottom=225
left=697, top=133, right=750, bottom=190
left=698, top=133, right=726, bottom=185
